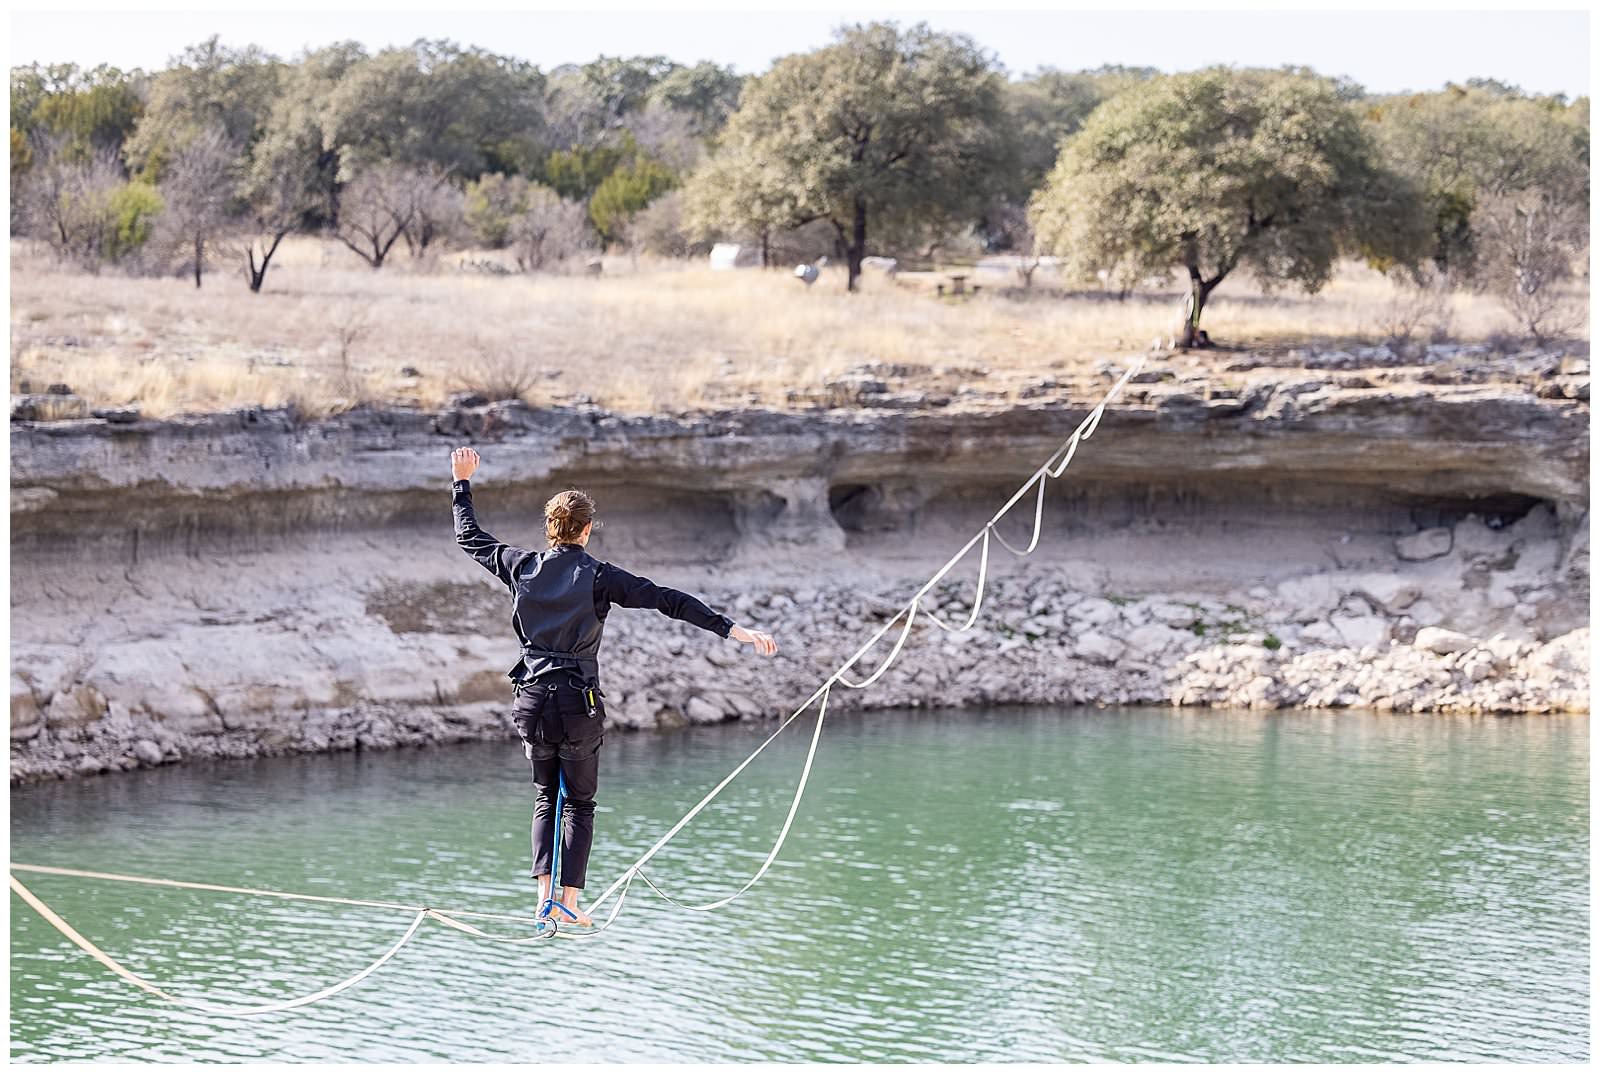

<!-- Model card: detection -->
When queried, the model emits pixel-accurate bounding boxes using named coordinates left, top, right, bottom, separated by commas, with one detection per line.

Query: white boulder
left=1073, top=632, right=1126, bottom=664
left=1396, top=528, right=1452, bottom=561
left=1414, top=627, right=1476, bottom=655
left=1331, top=614, right=1389, bottom=649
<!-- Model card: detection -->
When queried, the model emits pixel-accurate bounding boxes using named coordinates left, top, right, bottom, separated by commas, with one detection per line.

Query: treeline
left=10, top=23, right=1590, bottom=342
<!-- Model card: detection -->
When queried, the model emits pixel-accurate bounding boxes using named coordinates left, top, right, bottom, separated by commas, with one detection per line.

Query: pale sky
left=8, top=6, right=1591, bottom=98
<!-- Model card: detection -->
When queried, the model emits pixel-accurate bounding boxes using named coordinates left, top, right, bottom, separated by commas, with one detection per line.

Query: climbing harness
left=10, top=353, right=1146, bottom=1012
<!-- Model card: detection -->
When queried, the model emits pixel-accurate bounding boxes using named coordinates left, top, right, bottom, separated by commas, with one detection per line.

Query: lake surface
left=9, top=706, right=1590, bottom=1062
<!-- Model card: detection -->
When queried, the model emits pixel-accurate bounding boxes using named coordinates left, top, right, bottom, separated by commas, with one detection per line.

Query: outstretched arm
left=451, top=447, right=531, bottom=589
left=600, top=563, right=777, bottom=655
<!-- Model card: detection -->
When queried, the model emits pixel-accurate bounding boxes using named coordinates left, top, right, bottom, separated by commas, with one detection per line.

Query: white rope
left=991, top=474, right=1048, bottom=557
left=9, top=873, right=428, bottom=1017
left=8, top=863, right=548, bottom=926
left=837, top=605, right=918, bottom=689
left=580, top=684, right=828, bottom=918
left=921, top=529, right=992, bottom=633
left=625, top=685, right=829, bottom=913
left=1047, top=429, right=1083, bottom=479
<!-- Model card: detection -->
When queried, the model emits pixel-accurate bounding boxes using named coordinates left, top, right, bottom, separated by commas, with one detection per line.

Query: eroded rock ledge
left=10, top=353, right=1591, bottom=782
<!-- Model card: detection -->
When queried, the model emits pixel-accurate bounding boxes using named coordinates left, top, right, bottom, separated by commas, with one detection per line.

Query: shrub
left=589, top=156, right=676, bottom=244
left=543, top=142, right=629, bottom=201
left=628, top=190, right=698, bottom=258
left=463, top=172, right=533, bottom=248
left=509, top=186, right=593, bottom=272
left=104, top=181, right=164, bottom=262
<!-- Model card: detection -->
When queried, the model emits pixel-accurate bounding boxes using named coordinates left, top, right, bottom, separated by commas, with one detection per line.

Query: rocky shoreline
left=10, top=345, right=1591, bottom=782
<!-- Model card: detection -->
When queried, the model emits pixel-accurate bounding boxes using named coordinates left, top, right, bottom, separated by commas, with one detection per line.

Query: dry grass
left=9, top=237, right=1588, bottom=420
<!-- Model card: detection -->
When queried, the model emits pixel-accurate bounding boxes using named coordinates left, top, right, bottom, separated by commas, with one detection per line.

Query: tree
left=589, top=155, right=676, bottom=244
left=684, top=139, right=809, bottom=267
left=17, top=137, right=124, bottom=267
left=1478, top=186, right=1587, bottom=342
left=711, top=22, right=1011, bottom=291
left=622, top=100, right=705, bottom=173
left=1365, top=84, right=1589, bottom=335
left=11, top=63, right=146, bottom=226
left=543, top=139, right=631, bottom=201
left=1031, top=67, right=1429, bottom=346
left=580, top=55, right=679, bottom=126
left=628, top=189, right=697, bottom=258
left=542, top=67, right=611, bottom=154
left=508, top=186, right=592, bottom=272
left=103, top=181, right=164, bottom=264
left=237, top=144, right=319, bottom=292
left=123, top=37, right=282, bottom=178
left=323, top=40, right=546, bottom=178
left=155, top=125, right=241, bottom=286
left=11, top=63, right=146, bottom=160
left=651, top=62, right=745, bottom=136
left=334, top=162, right=433, bottom=269
left=1003, top=65, right=1156, bottom=196
left=988, top=200, right=1044, bottom=287
left=401, top=174, right=464, bottom=258
left=249, top=42, right=367, bottom=228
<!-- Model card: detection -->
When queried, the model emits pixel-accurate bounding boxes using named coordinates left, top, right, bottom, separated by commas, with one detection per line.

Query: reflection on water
left=9, top=706, right=1590, bottom=1062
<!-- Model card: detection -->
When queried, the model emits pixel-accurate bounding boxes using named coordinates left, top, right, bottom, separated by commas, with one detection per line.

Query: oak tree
left=704, top=22, right=1010, bottom=291
left=1031, top=66, right=1427, bottom=346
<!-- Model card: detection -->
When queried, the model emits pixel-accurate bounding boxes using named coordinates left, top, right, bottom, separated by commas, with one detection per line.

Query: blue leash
left=536, top=771, right=582, bottom=931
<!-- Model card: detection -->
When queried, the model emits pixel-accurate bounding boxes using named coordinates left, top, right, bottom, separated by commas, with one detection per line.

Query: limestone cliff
left=10, top=347, right=1590, bottom=781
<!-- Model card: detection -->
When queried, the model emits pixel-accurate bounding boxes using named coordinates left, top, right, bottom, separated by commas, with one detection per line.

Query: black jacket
left=452, top=478, right=734, bottom=687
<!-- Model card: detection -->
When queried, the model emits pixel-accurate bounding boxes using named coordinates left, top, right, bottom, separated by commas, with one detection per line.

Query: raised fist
left=451, top=446, right=480, bottom=481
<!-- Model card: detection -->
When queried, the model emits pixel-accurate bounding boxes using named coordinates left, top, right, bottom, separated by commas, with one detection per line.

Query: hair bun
left=543, top=488, right=596, bottom=545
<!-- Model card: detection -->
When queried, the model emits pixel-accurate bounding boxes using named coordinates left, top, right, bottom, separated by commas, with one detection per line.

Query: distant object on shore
left=710, top=243, right=761, bottom=270
left=861, top=256, right=899, bottom=278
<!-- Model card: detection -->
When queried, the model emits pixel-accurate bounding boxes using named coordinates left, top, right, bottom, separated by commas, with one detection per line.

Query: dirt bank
left=10, top=345, right=1590, bottom=782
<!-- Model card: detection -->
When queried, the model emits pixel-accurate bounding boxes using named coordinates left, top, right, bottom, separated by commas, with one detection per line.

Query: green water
left=8, top=706, right=1590, bottom=1062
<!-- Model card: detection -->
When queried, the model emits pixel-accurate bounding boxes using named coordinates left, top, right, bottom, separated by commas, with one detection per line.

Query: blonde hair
left=544, top=489, right=596, bottom=545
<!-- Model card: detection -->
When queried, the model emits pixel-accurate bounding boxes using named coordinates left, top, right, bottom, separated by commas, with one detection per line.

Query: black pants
left=511, top=679, right=606, bottom=889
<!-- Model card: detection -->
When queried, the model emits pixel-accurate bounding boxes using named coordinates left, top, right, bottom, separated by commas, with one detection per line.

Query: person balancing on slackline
left=450, top=446, right=779, bottom=926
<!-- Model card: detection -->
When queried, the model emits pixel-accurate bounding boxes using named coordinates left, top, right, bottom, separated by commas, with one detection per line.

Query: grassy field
left=9, top=238, right=1589, bottom=420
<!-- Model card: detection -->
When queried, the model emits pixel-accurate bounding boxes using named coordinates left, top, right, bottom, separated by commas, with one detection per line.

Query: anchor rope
left=8, top=863, right=550, bottom=925
left=9, top=353, right=1146, bottom=1012
left=8, top=872, right=429, bottom=1016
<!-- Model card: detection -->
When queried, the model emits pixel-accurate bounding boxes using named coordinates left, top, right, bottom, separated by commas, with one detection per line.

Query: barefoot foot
left=556, top=901, right=593, bottom=927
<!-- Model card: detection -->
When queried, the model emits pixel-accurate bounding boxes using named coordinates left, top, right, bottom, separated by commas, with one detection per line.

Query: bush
left=17, top=140, right=122, bottom=268
left=628, top=190, right=698, bottom=258
left=452, top=342, right=549, bottom=401
left=103, top=181, right=164, bottom=262
left=589, top=156, right=676, bottom=244
left=509, top=187, right=594, bottom=272
left=463, top=173, right=533, bottom=248
left=543, top=142, right=629, bottom=201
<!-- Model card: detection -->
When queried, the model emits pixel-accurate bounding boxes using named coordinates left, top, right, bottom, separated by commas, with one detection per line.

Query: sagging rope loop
left=838, top=605, right=918, bottom=689
left=921, top=529, right=992, bottom=632
left=621, top=685, right=829, bottom=913
left=991, top=474, right=1048, bottom=557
